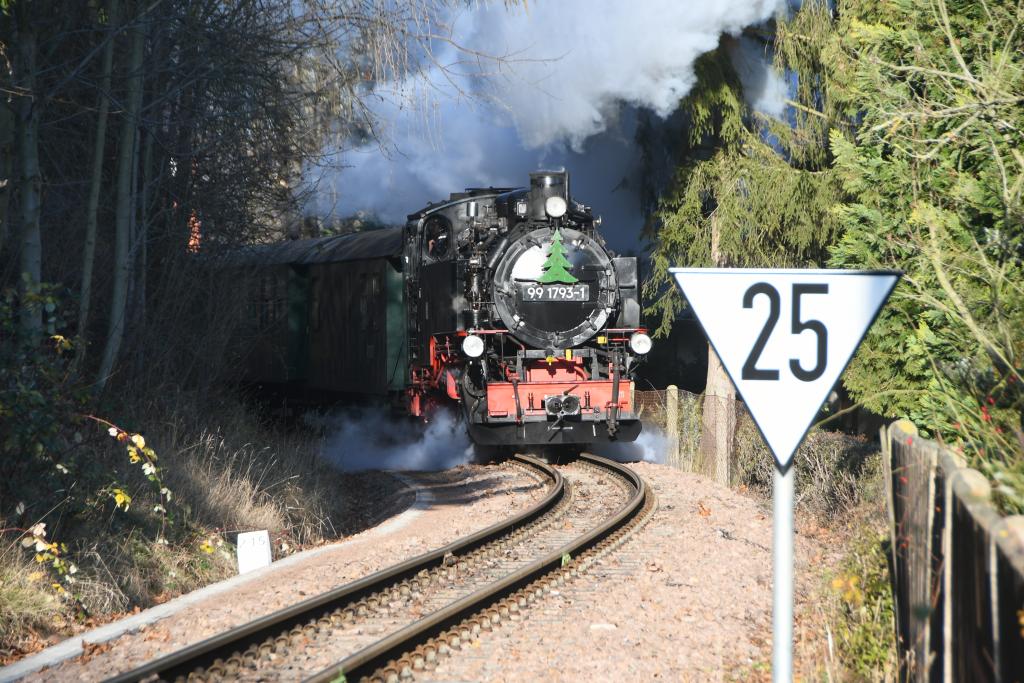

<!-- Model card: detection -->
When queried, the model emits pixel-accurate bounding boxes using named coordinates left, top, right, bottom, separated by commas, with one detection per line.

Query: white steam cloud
left=309, top=0, right=786, bottom=252
left=468, top=0, right=786, bottom=149
left=320, top=410, right=473, bottom=472
left=728, top=35, right=789, bottom=119
left=592, top=425, right=669, bottom=465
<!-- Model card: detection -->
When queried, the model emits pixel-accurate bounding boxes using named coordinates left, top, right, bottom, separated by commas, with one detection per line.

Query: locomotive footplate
left=483, top=379, right=636, bottom=421
left=473, top=376, right=640, bottom=444
left=467, top=417, right=642, bottom=445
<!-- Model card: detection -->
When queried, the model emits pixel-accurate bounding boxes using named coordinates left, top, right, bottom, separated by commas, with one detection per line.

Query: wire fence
left=635, top=388, right=743, bottom=475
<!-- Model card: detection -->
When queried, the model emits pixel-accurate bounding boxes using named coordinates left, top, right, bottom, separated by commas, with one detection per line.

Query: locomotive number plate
left=521, top=284, right=590, bottom=301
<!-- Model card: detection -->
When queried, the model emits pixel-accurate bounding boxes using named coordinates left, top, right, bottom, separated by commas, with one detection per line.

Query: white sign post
left=670, top=268, right=899, bottom=683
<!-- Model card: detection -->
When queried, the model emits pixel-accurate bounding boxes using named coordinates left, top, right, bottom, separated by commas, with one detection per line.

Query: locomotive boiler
left=404, top=170, right=649, bottom=445
left=236, top=170, right=650, bottom=446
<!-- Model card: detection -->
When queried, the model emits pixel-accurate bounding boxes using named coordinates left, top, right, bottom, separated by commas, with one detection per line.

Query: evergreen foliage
left=643, top=20, right=846, bottom=337
left=825, top=0, right=1023, bottom=508
left=644, top=0, right=1022, bottom=508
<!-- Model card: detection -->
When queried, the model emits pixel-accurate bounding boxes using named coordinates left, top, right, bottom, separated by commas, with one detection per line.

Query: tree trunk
left=128, top=120, right=152, bottom=379
left=14, top=3, right=43, bottom=341
left=700, top=346, right=736, bottom=484
left=96, top=2, right=144, bottom=391
left=699, top=213, right=736, bottom=485
left=77, top=0, right=120, bottom=370
left=0, top=104, right=13, bottom=251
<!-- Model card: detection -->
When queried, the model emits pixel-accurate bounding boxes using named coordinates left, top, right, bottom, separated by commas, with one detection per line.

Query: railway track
left=109, top=454, right=653, bottom=683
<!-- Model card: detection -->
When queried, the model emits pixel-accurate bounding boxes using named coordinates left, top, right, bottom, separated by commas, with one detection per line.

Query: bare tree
left=2, top=0, right=526, bottom=391
left=11, top=0, right=42, bottom=340
left=96, top=0, right=144, bottom=390
left=77, top=0, right=120, bottom=369
left=0, top=104, right=12, bottom=251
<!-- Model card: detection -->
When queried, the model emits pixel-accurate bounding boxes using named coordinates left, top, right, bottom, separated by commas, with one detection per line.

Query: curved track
left=108, top=454, right=653, bottom=683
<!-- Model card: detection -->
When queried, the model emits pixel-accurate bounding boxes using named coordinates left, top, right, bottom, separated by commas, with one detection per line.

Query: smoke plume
left=467, top=0, right=786, bottom=149
left=309, top=1, right=786, bottom=252
left=319, top=410, right=473, bottom=472
left=592, top=426, right=669, bottom=465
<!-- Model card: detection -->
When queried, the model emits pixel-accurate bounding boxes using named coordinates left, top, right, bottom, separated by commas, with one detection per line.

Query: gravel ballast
left=419, top=461, right=829, bottom=681
left=7, top=460, right=834, bottom=681
left=6, top=463, right=548, bottom=682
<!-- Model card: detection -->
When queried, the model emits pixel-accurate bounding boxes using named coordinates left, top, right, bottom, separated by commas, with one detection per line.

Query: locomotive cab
left=404, top=170, right=649, bottom=446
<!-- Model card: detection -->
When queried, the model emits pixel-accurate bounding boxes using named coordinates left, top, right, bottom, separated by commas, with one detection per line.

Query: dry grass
left=791, top=459, right=899, bottom=682
left=153, top=399, right=342, bottom=546
left=0, top=545, right=64, bottom=658
left=640, top=388, right=877, bottom=519
left=0, top=393, right=406, bottom=659
left=730, top=414, right=895, bottom=680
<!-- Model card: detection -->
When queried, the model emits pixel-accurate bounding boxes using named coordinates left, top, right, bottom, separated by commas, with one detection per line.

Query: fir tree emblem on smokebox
left=537, top=228, right=578, bottom=284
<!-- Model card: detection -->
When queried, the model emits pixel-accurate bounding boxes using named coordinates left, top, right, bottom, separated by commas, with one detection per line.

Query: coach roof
left=227, top=227, right=403, bottom=266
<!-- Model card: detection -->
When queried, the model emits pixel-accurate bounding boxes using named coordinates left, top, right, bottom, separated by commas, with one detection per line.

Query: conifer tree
left=644, top=3, right=845, bottom=335
left=825, top=0, right=1023, bottom=508
left=641, top=3, right=845, bottom=483
left=538, top=228, right=578, bottom=284
left=643, top=0, right=1022, bottom=504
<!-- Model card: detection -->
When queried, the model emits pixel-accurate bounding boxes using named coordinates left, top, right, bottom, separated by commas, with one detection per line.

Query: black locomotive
left=238, top=170, right=651, bottom=446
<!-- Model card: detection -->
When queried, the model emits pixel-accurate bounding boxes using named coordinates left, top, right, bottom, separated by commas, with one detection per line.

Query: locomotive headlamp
left=462, top=334, right=485, bottom=358
left=545, top=396, right=564, bottom=415
left=629, top=332, right=653, bottom=355
left=545, top=195, right=568, bottom=218
left=560, top=394, right=581, bottom=415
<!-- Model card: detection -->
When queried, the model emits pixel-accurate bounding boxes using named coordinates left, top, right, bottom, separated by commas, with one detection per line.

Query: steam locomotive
left=237, top=170, right=649, bottom=446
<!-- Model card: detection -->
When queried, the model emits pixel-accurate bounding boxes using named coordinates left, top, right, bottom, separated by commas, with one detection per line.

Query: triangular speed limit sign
left=670, top=269, right=899, bottom=468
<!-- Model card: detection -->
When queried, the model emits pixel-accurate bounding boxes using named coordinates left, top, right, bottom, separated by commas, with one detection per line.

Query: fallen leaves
left=79, top=640, right=113, bottom=663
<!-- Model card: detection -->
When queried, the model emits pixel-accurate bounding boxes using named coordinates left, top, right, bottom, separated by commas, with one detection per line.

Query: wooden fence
left=882, top=420, right=1024, bottom=682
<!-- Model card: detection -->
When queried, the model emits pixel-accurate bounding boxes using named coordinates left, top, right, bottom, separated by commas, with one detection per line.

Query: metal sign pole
left=669, top=268, right=901, bottom=683
left=773, top=463, right=794, bottom=683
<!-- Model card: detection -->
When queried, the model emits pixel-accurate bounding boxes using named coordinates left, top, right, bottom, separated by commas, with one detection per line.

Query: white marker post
left=670, top=268, right=899, bottom=683
left=236, top=530, right=273, bottom=575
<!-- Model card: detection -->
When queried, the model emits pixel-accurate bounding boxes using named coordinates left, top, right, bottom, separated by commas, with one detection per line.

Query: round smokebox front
left=492, top=227, right=617, bottom=349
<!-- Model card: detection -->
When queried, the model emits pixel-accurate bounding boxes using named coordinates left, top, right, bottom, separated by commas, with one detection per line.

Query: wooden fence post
left=993, top=516, right=1024, bottom=680
left=886, top=420, right=1024, bottom=681
left=666, top=385, right=680, bottom=469
left=880, top=422, right=899, bottom=641
left=940, top=448, right=966, bottom=683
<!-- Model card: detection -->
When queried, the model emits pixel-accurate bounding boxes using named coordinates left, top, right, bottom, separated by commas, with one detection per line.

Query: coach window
left=424, top=216, right=451, bottom=261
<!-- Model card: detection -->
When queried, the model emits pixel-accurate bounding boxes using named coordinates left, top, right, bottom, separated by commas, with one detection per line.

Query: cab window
left=423, top=216, right=451, bottom=261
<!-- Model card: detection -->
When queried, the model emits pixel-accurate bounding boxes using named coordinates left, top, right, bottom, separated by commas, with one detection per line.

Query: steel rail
left=305, top=453, right=647, bottom=683
left=107, top=455, right=562, bottom=683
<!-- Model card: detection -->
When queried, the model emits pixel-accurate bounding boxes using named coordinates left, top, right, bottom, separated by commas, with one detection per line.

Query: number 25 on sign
left=670, top=269, right=899, bottom=468
left=670, top=268, right=900, bottom=683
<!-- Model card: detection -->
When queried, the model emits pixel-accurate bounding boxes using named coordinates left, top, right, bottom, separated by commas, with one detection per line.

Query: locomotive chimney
left=528, top=170, right=568, bottom=220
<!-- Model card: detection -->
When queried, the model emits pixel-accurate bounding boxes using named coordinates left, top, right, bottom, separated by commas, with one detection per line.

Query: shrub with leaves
left=0, top=286, right=89, bottom=510
left=825, top=0, right=1024, bottom=511
left=91, top=419, right=176, bottom=543
left=827, top=528, right=898, bottom=679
